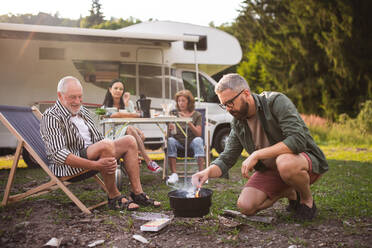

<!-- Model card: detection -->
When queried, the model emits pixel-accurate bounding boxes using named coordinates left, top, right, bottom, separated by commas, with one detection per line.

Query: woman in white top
left=102, top=79, right=162, bottom=173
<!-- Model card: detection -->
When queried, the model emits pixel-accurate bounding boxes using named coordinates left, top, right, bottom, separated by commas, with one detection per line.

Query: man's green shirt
left=213, top=92, right=328, bottom=176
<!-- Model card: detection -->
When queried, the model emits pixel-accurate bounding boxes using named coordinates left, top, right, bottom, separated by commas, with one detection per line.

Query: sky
left=0, top=0, right=243, bottom=26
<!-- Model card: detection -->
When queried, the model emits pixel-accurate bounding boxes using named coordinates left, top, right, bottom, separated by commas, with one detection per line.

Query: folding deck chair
left=0, top=105, right=108, bottom=214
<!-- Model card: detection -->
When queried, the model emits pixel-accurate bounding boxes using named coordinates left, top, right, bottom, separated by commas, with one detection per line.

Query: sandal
left=130, top=192, right=161, bottom=208
left=108, top=195, right=139, bottom=211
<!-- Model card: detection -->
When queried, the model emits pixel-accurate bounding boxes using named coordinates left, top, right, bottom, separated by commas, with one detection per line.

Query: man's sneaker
left=286, top=191, right=300, bottom=212
left=147, top=161, right=162, bottom=173
left=294, top=201, right=317, bottom=221
left=167, top=173, right=179, bottom=184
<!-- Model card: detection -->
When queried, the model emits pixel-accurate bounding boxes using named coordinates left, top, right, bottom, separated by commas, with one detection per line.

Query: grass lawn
left=0, top=145, right=371, bottom=247
left=1, top=146, right=371, bottom=220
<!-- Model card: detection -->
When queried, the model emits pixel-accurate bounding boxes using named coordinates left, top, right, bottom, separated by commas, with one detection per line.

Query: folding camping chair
left=0, top=105, right=108, bottom=214
left=163, top=108, right=210, bottom=181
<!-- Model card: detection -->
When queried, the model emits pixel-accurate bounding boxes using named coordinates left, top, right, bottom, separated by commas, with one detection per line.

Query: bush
left=302, top=106, right=372, bottom=147
left=357, top=100, right=372, bottom=134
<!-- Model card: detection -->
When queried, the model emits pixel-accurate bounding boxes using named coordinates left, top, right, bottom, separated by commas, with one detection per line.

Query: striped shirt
left=40, top=100, right=103, bottom=177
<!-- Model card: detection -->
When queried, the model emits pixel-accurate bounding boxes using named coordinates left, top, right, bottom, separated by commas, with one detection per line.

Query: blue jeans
left=167, top=137, right=205, bottom=158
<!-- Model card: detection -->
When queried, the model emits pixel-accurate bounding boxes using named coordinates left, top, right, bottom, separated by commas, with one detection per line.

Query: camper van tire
left=22, top=149, right=40, bottom=169
left=213, top=127, right=230, bottom=154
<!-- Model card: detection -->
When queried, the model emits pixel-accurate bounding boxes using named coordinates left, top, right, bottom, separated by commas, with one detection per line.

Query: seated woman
left=167, top=90, right=205, bottom=184
left=102, top=79, right=162, bottom=173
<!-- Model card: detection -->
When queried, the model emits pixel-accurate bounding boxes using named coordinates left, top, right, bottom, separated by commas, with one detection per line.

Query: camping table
left=100, top=116, right=192, bottom=183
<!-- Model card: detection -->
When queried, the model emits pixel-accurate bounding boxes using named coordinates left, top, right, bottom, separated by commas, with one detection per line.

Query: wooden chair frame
left=0, top=106, right=108, bottom=214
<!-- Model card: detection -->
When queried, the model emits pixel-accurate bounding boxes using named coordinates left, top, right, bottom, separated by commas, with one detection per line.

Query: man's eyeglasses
left=218, top=89, right=245, bottom=110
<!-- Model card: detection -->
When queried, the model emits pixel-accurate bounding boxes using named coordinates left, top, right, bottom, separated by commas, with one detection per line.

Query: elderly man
left=192, top=73, right=328, bottom=221
left=40, top=76, right=160, bottom=210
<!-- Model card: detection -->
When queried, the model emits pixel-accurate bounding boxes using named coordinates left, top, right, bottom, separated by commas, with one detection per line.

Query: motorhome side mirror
left=183, top=35, right=207, bottom=51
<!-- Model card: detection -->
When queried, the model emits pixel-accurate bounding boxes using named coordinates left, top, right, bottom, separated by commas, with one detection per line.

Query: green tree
left=92, top=17, right=141, bottom=30
left=0, top=12, right=79, bottom=27
left=237, top=42, right=277, bottom=91
left=80, top=0, right=105, bottom=28
left=357, top=100, right=372, bottom=134
left=234, top=0, right=372, bottom=119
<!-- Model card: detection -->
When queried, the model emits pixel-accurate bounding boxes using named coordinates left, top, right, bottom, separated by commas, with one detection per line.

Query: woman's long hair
left=175, top=90, right=195, bottom=112
left=102, top=79, right=125, bottom=109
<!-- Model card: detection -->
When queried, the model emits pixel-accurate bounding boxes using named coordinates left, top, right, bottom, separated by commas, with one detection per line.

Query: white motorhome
left=0, top=21, right=242, bottom=163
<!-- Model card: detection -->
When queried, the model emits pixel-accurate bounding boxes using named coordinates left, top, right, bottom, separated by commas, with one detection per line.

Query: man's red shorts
left=245, top=152, right=321, bottom=199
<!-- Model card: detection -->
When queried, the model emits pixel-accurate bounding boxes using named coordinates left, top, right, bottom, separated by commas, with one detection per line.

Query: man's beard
left=229, top=102, right=249, bottom=120
left=69, top=105, right=81, bottom=115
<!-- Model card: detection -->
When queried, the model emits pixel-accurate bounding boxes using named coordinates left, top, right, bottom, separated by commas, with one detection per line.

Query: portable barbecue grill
left=168, top=188, right=213, bottom=217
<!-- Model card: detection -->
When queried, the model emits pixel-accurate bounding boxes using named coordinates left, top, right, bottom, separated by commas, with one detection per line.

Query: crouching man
left=192, top=73, right=328, bottom=221
left=40, top=76, right=160, bottom=211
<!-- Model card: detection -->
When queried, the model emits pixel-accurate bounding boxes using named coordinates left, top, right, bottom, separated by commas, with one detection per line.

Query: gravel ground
left=0, top=186, right=371, bottom=248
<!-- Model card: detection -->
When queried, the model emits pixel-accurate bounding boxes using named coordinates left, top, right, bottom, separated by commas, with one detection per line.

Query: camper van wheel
left=22, top=149, right=40, bottom=169
left=214, top=127, right=230, bottom=154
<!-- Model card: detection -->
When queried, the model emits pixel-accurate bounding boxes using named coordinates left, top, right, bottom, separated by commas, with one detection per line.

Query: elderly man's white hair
left=57, top=76, right=82, bottom=93
left=215, top=73, right=250, bottom=94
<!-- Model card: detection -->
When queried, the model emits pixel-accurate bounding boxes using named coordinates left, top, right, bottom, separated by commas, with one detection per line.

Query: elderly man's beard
left=229, top=102, right=249, bottom=120
left=68, top=105, right=82, bottom=116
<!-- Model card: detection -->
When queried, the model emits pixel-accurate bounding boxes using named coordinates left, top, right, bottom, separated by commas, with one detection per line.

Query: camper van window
left=119, top=64, right=136, bottom=95
left=182, top=71, right=208, bottom=101
left=73, top=60, right=119, bottom=88
left=165, top=67, right=170, bottom=99
left=170, top=80, right=176, bottom=98
left=182, top=71, right=198, bottom=99
left=182, top=71, right=218, bottom=103
left=169, top=68, right=183, bottom=99
left=139, top=65, right=162, bottom=98
left=200, top=75, right=218, bottom=103
left=183, top=35, right=207, bottom=51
